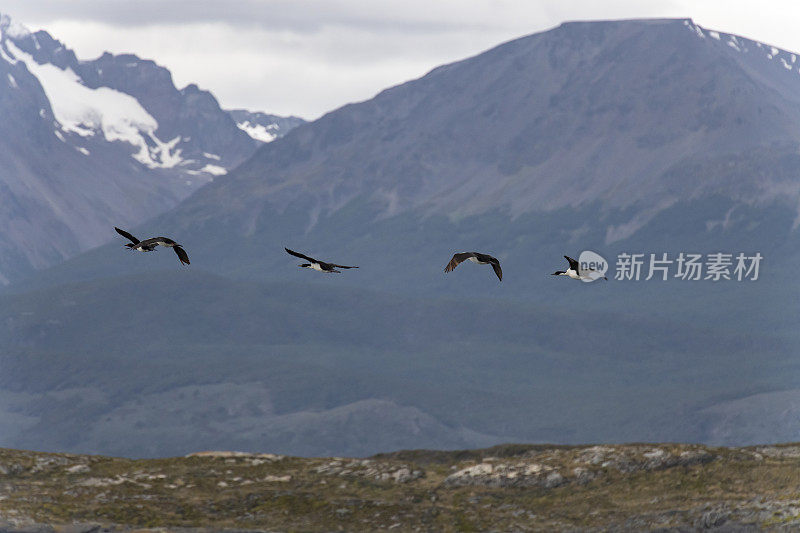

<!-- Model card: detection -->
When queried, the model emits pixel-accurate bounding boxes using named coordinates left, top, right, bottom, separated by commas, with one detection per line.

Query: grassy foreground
left=2, top=443, right=800, bottom=531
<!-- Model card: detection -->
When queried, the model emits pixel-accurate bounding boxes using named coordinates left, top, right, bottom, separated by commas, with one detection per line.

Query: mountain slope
left=0, top=270, right=776, bottom=457
left=174, top=18, right=800, bottom=236
left=0, top=13, right=302, bottom=284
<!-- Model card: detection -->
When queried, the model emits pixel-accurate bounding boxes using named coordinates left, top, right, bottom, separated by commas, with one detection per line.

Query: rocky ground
left=2, top=443, right=800, bottom=531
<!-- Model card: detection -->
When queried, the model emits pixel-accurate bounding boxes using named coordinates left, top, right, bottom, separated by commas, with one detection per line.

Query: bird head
left=552, top=270, right=565, bottom=276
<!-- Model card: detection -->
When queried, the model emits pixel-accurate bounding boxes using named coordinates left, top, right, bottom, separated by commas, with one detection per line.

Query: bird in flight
left=114, top=227, right=190, bottom=265
left=444, top=252, right=502, bottom=281
left=552, top=255, right=606, bottom=281
left=285, top=248, right=358, bottom=273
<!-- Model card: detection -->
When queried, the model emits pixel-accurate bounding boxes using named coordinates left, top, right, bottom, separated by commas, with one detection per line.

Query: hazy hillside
left=0, top=269, right=791, bottom=457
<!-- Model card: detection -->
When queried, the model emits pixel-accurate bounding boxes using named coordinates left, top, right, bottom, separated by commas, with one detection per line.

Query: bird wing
left=173, top=245, right=190, bottom=265
left=331, top=263, right=358, bottom=269
left=285, top=248, right=318, bottom=263
left=444, top=252, right=475, bottom=272
left=491, top=261, right=503, bottom=281
left=114, top=227, right=140, bottom=244
left=564, top=255, right=580, bottom=272
left=153, top=237, right=177, bottom=247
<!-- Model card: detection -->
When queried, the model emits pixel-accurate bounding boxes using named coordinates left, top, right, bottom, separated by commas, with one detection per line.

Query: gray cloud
left=3, top=0, right=543, bottom=32
left=3, top=1, right=799, bottom=118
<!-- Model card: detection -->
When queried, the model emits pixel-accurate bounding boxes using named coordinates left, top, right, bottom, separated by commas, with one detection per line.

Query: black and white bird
left=114, top=227, right=190, bottom=265
left=552, top=255, right=606, bottom=281
left=285, top=248, right=358, bottom=273
left=444, top=252, right=502, bottom=281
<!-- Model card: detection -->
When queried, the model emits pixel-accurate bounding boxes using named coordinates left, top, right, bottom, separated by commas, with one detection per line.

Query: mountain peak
left=0, top=13, right=30, bottom=40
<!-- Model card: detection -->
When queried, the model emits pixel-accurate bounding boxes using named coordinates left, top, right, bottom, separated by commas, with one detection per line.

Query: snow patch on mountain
left=187, top=164, right=227, bottom=177
left=684, top=19, right=800, bottom=76
left=236, top=121, right=279, bottom=143
left=6, top=40, right=183, bottom=169
left=0, top=40, right=17, bottom=63
left=200, top=164, right=227, bottom=176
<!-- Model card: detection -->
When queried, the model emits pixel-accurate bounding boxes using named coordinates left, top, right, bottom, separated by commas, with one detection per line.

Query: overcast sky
left=3, top=1, right=800, bottom=119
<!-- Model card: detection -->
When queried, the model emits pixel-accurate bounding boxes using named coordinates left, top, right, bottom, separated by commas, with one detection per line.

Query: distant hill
left=0, top=269, right=785, bottom=457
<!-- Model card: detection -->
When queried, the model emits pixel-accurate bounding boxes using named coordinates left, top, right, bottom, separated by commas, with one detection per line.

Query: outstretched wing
left=491, top=261, right=503, bottom=282
left=114, top=227, right=140, bottom=244
left=173, top=245, right=190, bottom=265
left=444, top=252, right=475, bottom=273
left=153, top=237, right=178, bottom=246
left=331, top=264, right=359, bottom=269
left=564, top=255, right=580, bottom=272
left=285, top=248, right=318, bottom=263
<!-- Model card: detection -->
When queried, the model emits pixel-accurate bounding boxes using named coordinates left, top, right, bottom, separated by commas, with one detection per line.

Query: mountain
left=179, top=17, right=800, bottom=236
left=228, top=108, right=305, bottom=143
left=6, top=18, right=800, bottom=458
left=0, top=13, right=302, bottom=284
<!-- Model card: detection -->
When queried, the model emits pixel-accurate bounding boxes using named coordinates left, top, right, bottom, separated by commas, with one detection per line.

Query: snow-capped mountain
left=228, top=109, right=305, bottom=143
left=0, top=13, right=301, bottom=283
